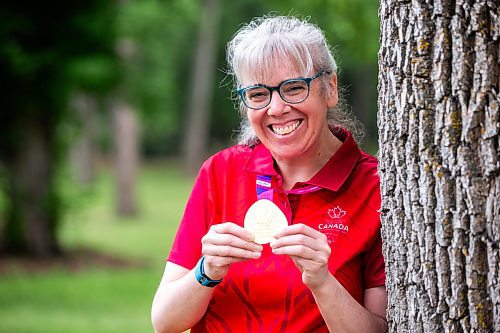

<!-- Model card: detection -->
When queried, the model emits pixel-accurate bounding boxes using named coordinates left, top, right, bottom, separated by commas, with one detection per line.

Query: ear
left=326, top=74, right=339, bottom=108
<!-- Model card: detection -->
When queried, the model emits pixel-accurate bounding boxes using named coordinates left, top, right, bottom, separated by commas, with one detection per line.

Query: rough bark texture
left=377, top=1, right=498, bottom=332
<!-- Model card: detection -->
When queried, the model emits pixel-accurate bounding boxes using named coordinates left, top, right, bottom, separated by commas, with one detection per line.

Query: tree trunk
left=2, top=123, right=60, bottom=257
left=70, top=92, right=98, bottom=185
left=377, top=1, right=498, bottom=332
left=182, top=0, right=221, bottom=175
left=113, top=100, right=139, bottom=217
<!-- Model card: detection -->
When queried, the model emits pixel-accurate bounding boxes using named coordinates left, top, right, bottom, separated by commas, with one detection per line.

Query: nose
left=266, top=90, right=290, bottom=116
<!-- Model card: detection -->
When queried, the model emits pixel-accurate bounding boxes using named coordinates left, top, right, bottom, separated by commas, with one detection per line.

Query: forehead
left=238, top=54, right=309, bottom=86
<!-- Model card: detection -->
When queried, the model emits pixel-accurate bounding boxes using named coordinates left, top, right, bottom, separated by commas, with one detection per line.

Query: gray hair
left=226, top=15, right=363, bottom=146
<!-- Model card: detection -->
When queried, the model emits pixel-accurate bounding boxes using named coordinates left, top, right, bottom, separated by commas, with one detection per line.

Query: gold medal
left=244, top=199, right=288, bottom=244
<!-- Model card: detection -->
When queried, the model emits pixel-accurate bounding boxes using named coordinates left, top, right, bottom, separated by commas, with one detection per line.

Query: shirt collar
left=244, top=128, right=361, bottom=192
left=308, top=128, right=361, bottom=191
left=244, top=143, right=278, bottom=176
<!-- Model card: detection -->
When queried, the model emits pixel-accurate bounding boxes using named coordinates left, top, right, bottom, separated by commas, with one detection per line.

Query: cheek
left=246, top=110, right=255, bottom=124
left=247, top=110, right=264, bottom=128
left=247, top=117, right=262, bottom=136
left=247, top=112, right=257, bottom=126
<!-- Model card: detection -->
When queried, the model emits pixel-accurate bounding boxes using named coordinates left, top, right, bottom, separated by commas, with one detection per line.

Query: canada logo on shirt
left=318, top=205, right=349, bottom=244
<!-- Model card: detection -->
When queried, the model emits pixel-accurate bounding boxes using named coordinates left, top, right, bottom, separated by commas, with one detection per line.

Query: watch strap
left=195, top=256, right=223, bottom=287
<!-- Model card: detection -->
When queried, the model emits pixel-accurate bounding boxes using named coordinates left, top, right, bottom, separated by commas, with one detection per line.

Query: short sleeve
left=167, top=160, right=214, bottom=270
left=362, top=232, right=386, bottom=289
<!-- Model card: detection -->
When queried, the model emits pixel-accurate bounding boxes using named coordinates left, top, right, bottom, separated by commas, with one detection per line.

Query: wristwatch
left=195, top=256, right=223, bottom=287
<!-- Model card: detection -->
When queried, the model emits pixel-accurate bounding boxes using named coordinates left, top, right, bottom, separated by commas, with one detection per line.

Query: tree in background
left=378, top=0, right=498, bottom=331
left=0, top=1, right=117, bottom=257
left=0, top=0, right=384, bottom=255
left=102, top=0, right=380, bottom=173
left=115, top=0, right=198, bottom=158
left=70, top=93, right=100, bottom=186
left=183, top=0, right=222, bottom=176
left=209, top=0, right=381, bottom=159
left=111, top=0, right=199, bottom=211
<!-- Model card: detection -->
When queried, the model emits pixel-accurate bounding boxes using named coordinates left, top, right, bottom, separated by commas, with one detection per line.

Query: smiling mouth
left=270, top=120, right=302, bottom=135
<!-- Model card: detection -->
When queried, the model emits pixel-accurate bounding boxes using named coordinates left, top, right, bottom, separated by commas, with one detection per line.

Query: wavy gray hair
left=226, top=15, right=363, bottom=146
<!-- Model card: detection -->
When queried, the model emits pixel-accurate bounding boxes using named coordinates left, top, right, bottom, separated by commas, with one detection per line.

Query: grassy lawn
left=0, top=162, right=194, bottom=333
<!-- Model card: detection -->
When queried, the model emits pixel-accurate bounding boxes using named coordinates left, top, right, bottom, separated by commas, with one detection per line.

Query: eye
left=246, top=88, right=269, bottom=101
left=282, top=81, right=307, bottom=96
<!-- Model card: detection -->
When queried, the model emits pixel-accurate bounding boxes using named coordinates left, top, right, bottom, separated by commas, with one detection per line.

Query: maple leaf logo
left=327, top=206, right=346, bottom=219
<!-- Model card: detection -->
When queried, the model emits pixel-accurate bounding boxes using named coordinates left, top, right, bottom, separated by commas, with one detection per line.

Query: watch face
left=201, top=274, right=221, bottom=287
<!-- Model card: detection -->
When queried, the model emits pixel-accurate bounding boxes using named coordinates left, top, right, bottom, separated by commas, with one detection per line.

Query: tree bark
left=2, top=122, right=60, bottom=257
left=70, top=92, right=98, bottom=185
left=113, top=100, right=139, bottom=217
left=377, top=1, right=498, bottom=332
left=182, top=0, right=222, bottom=176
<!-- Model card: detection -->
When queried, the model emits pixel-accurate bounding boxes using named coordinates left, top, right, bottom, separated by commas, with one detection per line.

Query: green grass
left=0, top=162, right=194, bottom=333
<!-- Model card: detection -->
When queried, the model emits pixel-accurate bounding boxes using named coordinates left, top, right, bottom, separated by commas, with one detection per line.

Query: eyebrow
left=239, top=75, right=308, bottom=90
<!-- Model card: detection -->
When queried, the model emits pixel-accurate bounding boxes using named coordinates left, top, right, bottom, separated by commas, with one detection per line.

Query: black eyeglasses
left=237, top=71, right=329, bottom=110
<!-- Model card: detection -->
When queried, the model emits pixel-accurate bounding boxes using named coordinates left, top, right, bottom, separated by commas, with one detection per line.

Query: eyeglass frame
left=236, top=70, right=330, bottom=110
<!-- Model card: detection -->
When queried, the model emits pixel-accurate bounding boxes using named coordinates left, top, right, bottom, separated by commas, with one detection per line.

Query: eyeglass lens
left=242, top=79, right=309, bottom=109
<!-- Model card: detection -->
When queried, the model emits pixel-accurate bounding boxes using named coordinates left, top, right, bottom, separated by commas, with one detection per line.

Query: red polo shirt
left=168, top=129, right=385, bottom=332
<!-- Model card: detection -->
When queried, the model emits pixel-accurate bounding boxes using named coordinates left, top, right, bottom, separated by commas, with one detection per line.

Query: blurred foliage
left=0, top=0, right=380, bottom=158
left=0, top=0, right=380, bottom=254
left=0, top=1, right=118, bottom=255
left=114, top=0, right=380, bottom=156
left=115, top=0, right=199, bottom=155
left=0, top=0, right=118, bottom=158
left=0, top=163, right=192, bottom=332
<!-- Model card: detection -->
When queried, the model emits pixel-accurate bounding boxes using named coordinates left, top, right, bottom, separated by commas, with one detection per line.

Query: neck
left=274, top=129, right=342, bottom=191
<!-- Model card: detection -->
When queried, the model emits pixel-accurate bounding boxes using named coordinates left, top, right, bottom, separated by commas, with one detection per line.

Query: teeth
left=272, top=121, right=300, bottom=135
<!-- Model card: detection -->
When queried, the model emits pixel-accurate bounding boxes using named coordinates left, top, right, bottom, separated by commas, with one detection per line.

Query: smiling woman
left=152, top=14, right=387, bottom=333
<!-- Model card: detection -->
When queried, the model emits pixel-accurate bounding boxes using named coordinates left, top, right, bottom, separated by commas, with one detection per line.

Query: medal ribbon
left=256, top=175, right=322, bottom=200
left=256, top=175, right=273, bottom=200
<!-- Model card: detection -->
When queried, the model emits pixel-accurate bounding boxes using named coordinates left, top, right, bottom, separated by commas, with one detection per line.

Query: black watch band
left=194, top=256, right=223, bottom=287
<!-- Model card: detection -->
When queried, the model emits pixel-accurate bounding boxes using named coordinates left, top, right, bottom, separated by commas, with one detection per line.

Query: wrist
left=308, top=271, right=335, bottom=295
left=194, top=256, right=223, bottom=288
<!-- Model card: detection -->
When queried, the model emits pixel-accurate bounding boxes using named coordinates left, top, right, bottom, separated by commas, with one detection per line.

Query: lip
left=268, top=119, right=303, bottom=136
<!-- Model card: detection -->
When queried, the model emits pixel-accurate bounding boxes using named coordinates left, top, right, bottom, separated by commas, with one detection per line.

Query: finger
left=270, top=233, right=320, bottom=251
left=271, top=244, right=321, bottom=260
left=203, top=242, right=262, bottom=260
left=204, top=254, right=260, bottom=268
left=273, top=223, right=324, bottom=240
left=203, top=225, right=263, bottom=253
left=280, top=246, right=329, bottom=267
left=271, top=227, right=329, bottom=252
left=208, top=233, right=263, bottom=252
left=212, top=222, right=256, bottom=242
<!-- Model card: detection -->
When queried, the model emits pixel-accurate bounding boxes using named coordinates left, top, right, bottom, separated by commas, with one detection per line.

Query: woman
left=152, top=15, right=387, bottom=333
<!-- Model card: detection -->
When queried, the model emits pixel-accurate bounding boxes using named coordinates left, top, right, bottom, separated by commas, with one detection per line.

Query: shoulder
left=196, top=144, right=255, bottom=182
left=356, top=151, right=379, bottom=177
left=349, top=151, right=381, bottom=210
left=202, top=144, right=254, bottom=170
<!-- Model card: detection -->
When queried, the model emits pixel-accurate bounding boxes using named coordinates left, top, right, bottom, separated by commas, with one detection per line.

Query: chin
left=269, top=145, right=305, bottom=160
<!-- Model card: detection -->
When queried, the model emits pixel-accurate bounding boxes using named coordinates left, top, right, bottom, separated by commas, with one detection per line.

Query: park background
left=0, top=1, right=380, bottom=332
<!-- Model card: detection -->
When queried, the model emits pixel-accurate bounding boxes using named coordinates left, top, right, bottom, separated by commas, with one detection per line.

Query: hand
left=270, top=224, right=331, bottom=290
left=201, top=222, right=263, bottom=280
